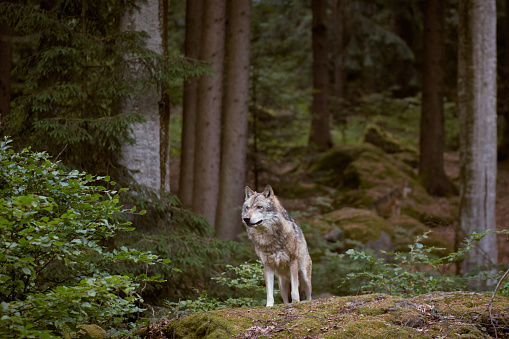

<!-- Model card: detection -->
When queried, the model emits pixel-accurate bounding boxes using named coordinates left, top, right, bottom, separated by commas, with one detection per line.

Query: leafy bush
left=340, top=231, right=499, bottom=297
left=167, top=261, right=268, bottom=314
left=0, top=138, right=169, bottom=338
left=110, top=190, right=243, bottom=304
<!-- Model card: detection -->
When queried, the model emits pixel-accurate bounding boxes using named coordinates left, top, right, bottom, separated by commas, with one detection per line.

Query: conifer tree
left=309, top=0, right=332, bottom=150
left=215, top=0, right=252, bottom=240
left=179, top=0, right=203, bottom=208
left=0, top=1, right=205, bottom=185
left=458, top=0, right=498, bottom=284
left=192, top=0, right=226, bottom=228
left=118, top=0, right=168, bottom=192
left=0, top=0, right=12, bottom=118
left=419, top=0, right=456, bottom=196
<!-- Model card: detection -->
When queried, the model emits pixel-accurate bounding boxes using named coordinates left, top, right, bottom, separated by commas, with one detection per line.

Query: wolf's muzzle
left=243, top=218, right=262, bottom=227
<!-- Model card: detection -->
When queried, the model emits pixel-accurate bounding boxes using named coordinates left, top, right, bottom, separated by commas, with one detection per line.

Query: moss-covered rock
left=364, top=124, right=418, bottom=155
left=323, top=208, right=393, bottom=242
left=164, top=312, right=237, bottom=339
left=162, top=292, right=509, bottom=338
left=63, top=324, right=110, bottom=339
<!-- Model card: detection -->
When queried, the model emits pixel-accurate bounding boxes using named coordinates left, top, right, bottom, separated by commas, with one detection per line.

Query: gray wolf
left=371, top=182, right=412, bottom=217
left=242, top=185, right=312, bottom=307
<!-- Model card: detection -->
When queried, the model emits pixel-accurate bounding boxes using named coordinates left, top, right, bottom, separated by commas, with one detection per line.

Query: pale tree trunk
left=419, top=0, right=456, bottom=197
left=159, top=0, right=170, bottom=193
left=458, top=0, right=497, bottom=284
left=215, top=0, right=251, bottom=240
left=119, top=0, right=169, bottom=192
left=309, top=0, right=332, bottom=150
left=179, top=0, right=202, bottom=208
left=0, top=0, right=12, bottom=119
left=192, top=0, right=226, bottom=227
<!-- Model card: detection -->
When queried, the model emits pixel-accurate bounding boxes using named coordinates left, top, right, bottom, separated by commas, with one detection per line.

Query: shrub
left=167, top=261, right=268, bottom=314
left=0, top=138, right=169, bottom=338
left=340, top=231, right=501, bottom=297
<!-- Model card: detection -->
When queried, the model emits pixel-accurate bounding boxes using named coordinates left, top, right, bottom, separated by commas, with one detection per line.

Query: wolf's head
left=242, top=185, right=278, bottom=228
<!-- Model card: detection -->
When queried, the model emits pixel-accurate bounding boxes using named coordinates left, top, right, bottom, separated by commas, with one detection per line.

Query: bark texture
left=215, top=0, right=252, bottom=240
left=458, top=0, right=498, bottom=282
left=119, top=0, right=166, bottom=191
left=419, top=0, right=456, bottom=196
left=309, top=0, right=332, bottom=150
left=192, top=0, right=226, bottom=227
left=332, top=0, right=346, bottom=100
left=159, top=0, right=170, bottom=192
left=179, top=0, right=202, bottom=207
left=498, top=0, right=509, bottom=161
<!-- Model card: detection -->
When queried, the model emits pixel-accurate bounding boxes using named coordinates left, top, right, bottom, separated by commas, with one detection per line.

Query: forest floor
left=137, top=292, right=509, bottom=338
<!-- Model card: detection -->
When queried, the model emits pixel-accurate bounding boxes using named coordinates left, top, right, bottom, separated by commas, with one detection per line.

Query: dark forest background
left=1, top=0, right=509, bottom=336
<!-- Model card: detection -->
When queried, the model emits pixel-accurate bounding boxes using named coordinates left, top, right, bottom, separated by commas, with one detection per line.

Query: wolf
left=242, top=185, right=312, bottom=307
left=371, top=182, right=413, bottom=217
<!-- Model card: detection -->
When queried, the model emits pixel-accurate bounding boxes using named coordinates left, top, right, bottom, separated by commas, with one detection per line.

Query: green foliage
left=108, top=190, right=242, bottom=304
left=340, top=231, right=499, bottom=297
left=0, top=1, right=209, bottom=176
left=167, top=261, right=268, bottom=314
left=499, top=281, right=509, bottom=298
left=0, top=138, right=169, bottom=338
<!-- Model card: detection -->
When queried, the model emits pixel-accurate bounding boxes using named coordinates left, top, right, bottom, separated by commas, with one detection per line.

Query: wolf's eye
left=256, top=205, right=263, bottom=210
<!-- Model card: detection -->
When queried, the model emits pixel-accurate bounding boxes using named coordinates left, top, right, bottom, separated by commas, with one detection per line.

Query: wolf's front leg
left=264, top=267, right=275, bottom=307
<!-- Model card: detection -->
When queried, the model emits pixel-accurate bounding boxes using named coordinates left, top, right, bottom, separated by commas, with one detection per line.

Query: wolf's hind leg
left=299, top=264, right=312, bottom=302
left=290, top=261, right=301, bottom=303
left=278, top=276, right=291, bottom=304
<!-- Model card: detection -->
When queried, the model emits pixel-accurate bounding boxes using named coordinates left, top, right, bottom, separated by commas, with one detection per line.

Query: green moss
left=364, top=124, right=418, bottom=155
left=165, top=312, right=242, bottom=339
left=161, top=293, right=509, bottom=339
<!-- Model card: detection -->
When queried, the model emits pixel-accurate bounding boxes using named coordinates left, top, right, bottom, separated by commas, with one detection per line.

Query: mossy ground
left=155, top=293, right=509, bottom=338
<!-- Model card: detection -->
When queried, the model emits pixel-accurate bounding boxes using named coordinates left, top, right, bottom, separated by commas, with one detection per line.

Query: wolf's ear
left=245, top=186, right=255, bottom=200
left=263, top=185, right=274, bottom=199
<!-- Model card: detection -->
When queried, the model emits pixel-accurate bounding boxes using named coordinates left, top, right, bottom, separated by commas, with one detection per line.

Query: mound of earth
left=137, top=292, right=509, bottom=338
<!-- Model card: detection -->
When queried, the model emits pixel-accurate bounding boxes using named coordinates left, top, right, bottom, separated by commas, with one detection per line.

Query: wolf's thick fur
left=242, top=185, right=312, bottom=307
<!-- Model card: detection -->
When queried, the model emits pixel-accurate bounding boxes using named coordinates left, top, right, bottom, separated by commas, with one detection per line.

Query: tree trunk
left=119, top=0, right=168, bottom=192
left=215, top=0, right=251, bottom=241
left=498, top=0, right=509, bottom=161
left=159, top=0, right=170, bottom=193
left=309, top=0, right=332, bottom=151
left=458, top=0, right=498, bottom=284
left=419, top=0, right=456, bottom=197
left=192, top=0, right=226, bottom=227
left=179, top=0, right=202, bottom=207
left=0, top=0, right=12, bottom=119
left=332, top=0, right=346, bottom=100
left=392, top=0, right=415, bottom=97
